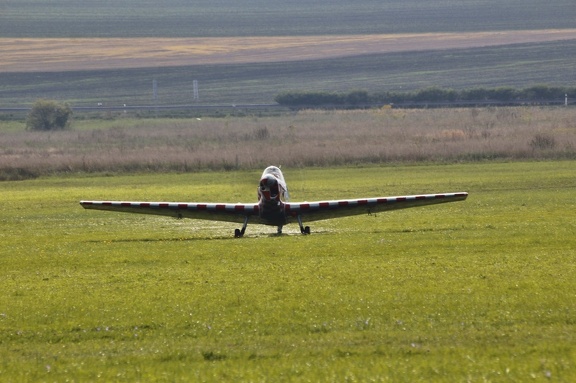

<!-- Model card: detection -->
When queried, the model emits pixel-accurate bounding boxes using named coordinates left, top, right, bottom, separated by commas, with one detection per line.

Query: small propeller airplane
left=80, top=166, right=468, bottom=237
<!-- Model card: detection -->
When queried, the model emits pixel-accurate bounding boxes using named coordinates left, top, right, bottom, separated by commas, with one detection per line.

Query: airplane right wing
left=285, top=192, right=468, bottom=222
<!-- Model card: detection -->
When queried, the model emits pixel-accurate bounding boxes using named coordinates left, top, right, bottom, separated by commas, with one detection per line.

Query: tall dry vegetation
left=1, top=107, right=575, bottom=180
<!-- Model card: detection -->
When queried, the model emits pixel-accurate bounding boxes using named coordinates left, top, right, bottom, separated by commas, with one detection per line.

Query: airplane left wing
left=285, top=192, right=468, bottom=222
left=79, top=201, right=259, bottom=224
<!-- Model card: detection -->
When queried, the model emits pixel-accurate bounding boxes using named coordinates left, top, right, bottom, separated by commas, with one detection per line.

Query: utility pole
left=193, top=80, right=199, bottom=101
left=152, top=79, right=158, bottom=104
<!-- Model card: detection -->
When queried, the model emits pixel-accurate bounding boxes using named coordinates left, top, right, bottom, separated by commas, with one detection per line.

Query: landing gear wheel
left=297, top=215, right=311, bottom=235
left=234, top=216, right=249, bottom=238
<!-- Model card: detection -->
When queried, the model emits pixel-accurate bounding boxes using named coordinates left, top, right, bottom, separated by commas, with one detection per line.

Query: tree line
left=23, top=85, right=574, bottom=131
left=274, top=85, right=575, bottom=108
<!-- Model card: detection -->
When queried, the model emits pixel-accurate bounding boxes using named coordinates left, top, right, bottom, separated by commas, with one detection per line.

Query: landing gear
left=277, top=226, right=283, bottom=235
left=234, top=216, right=249, bottom=238
left=297, top=215, right=311, bottom=235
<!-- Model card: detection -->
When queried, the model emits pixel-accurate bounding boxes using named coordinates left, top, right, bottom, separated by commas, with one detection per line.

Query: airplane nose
left=259, top=175, right=279, bottom=200
left=260, top=175, right=274, bottom=188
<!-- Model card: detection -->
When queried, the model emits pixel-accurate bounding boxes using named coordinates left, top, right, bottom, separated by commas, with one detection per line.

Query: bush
left=529, top=133, right=556, bottom=150
left=26, top=99, right=72, bottom=131
left=413, top=87, right=458, bottom=102
left=275, top=91, right=346, bottom=107
left=346, top=90, right=370, bottom=105
left=520, top=85, right=567, bottom=101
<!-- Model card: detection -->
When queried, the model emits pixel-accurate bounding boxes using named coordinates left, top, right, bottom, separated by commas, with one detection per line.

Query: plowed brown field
left=2, top=29, right=575, bottom=73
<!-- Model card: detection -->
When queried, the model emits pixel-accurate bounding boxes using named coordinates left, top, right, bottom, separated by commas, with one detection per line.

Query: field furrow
left=2, top=29, right=576, bottom=72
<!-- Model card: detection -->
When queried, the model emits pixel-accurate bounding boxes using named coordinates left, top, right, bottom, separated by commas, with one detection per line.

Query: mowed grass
left=1, top=162, right=575, bottom=381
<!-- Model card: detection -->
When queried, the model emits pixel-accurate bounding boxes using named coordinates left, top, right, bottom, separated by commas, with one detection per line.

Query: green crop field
left=1, top=161, right=575, bottom=381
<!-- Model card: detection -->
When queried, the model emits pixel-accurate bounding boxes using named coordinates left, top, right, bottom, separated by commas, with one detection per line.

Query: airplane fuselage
left=258, top=166, right=290, bottom=229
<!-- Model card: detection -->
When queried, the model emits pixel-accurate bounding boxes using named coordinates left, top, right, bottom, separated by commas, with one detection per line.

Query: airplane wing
left=80, top=192, right=467, bottom=229
left=79, top=201, right=259, bottom=224
left=285, top=192, right=468, bottom=222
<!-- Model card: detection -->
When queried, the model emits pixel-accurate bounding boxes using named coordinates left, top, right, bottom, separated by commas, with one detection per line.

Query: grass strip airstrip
left=0, top=161, right=575, bottom=381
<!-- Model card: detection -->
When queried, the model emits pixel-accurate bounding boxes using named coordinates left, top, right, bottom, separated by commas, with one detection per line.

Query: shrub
left=413, top=87, right=458, bottom=102
left=0, top=168, right=39, bottom=181
left=26, top=99, right=72, bottom=131
left=345, top=90, right=370, bottom=105
left=275, top=91, right=345, bottom=107
left=520, top=85, right=567, bottom=101
left=529, top=133, right=556, bottom=150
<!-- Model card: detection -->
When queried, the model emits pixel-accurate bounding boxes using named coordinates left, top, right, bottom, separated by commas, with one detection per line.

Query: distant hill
left=1, top=39, right=575, bottom=107
left=1, top=0, right=575, bottom=38
left=1, top=1, right=575, bottom=107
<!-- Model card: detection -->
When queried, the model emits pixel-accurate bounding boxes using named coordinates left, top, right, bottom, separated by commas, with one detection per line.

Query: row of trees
left=275, top=85, right=575, bottom=107
left=24, top=85, right=573, bottom=131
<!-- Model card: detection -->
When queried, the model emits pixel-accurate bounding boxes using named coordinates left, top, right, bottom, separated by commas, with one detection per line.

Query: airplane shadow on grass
left=85, top=230, right=333, bottom=243
left=84, top=226, right=463, bottom=244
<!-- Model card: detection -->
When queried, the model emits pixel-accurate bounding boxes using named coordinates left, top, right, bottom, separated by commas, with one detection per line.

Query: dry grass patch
left=2, top=30, right=576, bottom=72
left=1, top=107, right=575, bottom=179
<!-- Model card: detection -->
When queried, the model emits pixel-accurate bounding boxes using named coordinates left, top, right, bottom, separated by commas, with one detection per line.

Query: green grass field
left=1, top=161, right=575, bottom=381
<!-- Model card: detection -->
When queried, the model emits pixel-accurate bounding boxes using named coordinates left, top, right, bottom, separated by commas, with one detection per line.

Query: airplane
left=80, top=166, right=468, bottom=237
